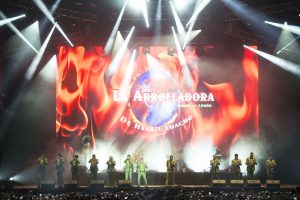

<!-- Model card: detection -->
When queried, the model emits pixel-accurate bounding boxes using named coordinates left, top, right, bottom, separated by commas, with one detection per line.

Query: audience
left=0, top=189, right=299, bottom=200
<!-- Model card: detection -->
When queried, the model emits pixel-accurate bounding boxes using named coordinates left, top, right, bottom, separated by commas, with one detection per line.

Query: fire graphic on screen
left=56, top=46, right=258, bottom=153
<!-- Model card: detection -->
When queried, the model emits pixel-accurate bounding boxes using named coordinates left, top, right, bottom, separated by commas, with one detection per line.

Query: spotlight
left=188, top=46, right=195, bottom=52
left=143, top=47, right=150, bottom=55
left=82, top=135, right=93, bottom=146
left=128, top=0, right=149, bottom=28
left=167, top=47, right=177, bottom=56
left=173, top=0, right=191, bottom=11
left=9, top=177, right=14, bottom=181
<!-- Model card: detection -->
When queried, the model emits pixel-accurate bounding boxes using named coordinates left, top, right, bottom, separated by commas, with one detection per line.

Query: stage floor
left=11, top=184, right=300, bottom=190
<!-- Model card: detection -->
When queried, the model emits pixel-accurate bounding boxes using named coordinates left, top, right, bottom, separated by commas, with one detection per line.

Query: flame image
left=56, top=45, right=258, bottom=156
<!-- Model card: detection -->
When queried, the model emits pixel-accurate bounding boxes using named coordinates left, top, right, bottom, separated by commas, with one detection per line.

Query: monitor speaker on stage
left=212, top=180, right=226, bottom=187
left=246, top=180, right=261, bottom=187
left=230, top=180, right=244, bottom=187
left=40, top=180, right=55, bottom=190
left=118, top=180, right=132, bottom=187
left=64, top=180, right=78, bottom=188
left=266, top=180, right=280, bottom=188
left=90, top=180, right=104, bottom=188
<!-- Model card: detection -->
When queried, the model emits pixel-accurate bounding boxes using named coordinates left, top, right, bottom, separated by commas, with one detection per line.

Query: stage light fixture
left=9, top=177, right=14, bottom=181
left=167, top=47, right=177, bottom=56
left=143, top=47, right=150, bottom=55
left=128, top=0, right=149, bottom=28
left=189, top=46, right=195, bottom=51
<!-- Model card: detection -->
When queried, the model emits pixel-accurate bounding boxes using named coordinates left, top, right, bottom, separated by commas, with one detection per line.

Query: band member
left=231, top=154, right=242, bottom=179
left=266, top=154, right=276, bottom=179
left=106, top=156, right=116, bottom=187
left=89, top=154, right=99, bottom=180
left=37, top=155, right=48, bottom=187
left=70, top=154, right=80, bottom=181
left=166, top=155, right=176, bottom=186
left=137, top=158, right=148, bottom=186
left=124, top=154, right=133, bottom=182
left=246, top=152, right=257, bottom=179
left=55, top=153, right=65, bottom=188
left=210, top=155, right=220, bottom=180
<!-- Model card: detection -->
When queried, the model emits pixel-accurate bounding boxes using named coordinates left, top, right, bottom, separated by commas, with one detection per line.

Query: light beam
left=25, top=23, right=57, bottom=80
left=119, top=49, right=137, bottom=98
left=0, top=12, right=39, bottom=54
left=105, top=26, right=135, bottom=79
left=0, top=13, right=25, bottom=27
left=170, top=1, right=185, bottom=34
left=265, top=21, right=300, bottom=36
left=104, top=2, right=127, bottom=55
left=33, top=0, right=73, bottom=47
left=244, top=45, right=300, bottom=77
left=277, top=36, right=300, bottom=55
left=141, top=0, right=150, bottom=28
left=186, top=0, right=211, bottom=27
left=172, top=26, right=193, bottom=88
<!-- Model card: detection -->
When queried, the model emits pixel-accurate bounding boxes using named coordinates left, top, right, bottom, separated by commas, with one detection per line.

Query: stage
left=6, top=184, right=300, bottom=193
left=2, top=170, right=297, bottom=192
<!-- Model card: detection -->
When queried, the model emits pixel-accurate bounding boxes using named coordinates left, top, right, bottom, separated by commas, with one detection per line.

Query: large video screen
left=56, top=46, right=258, bottom=172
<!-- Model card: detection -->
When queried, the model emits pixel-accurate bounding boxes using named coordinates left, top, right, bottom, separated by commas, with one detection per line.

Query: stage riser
left=77, top=172, right=212, bottom=186
left=31, top=168, right=277, bottom=186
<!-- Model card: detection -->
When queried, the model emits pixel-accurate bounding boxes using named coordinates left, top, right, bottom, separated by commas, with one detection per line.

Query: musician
left=106, top=156, right=116, bottom=187
left=55, top=153, right=65, bottom=188
left=210, top=155, right=220, bottom=180
left=70, top=154, right=80, bottom=181
left=231, top=154, right=242, bottom=179
left=137, top=158, right=148, bottom=186
left=89, top=154, right=99, bottom=180
left=124, top=154, right=133, bottom=182
left=166, top=155, right=176, bottom=186
left=37, top=155, right=48, bottom=187
left=266, top=154, right=276, bottom=179
left=245, top=152, right=257, bottom=179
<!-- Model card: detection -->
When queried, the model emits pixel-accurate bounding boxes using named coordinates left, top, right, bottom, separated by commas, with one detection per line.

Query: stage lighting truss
left=2, top=0, right=210, bottom=25
left=225, top=0, right=300, bottom=22
left=223, top=1, right=300, bottom=48
left=173, top=0, right=194, bottom=11
left=224, top=28, right=276, bottom=48
left=3, top=0, right=100, bottom=23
